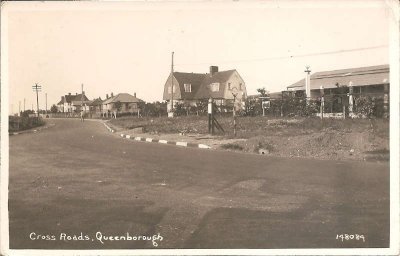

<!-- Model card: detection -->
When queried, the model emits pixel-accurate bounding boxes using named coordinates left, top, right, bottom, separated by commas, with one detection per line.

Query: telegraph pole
left=305, top=66, right=311, bottom=104
left=19, top=101, right=21, bottom=116
left=81, top=84, right=84, bottom=111
left=23, top=98, right=26, bottom=112
left=45, top=93, right=48, bottom=114
left=169, top=51, right=174, bottom=118
left=32, top=83, right=42, bottom=118
left=80, top=83, right=84, bottom=121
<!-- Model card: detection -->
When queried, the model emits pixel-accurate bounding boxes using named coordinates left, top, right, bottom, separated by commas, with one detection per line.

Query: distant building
left=162, top=66, right=247, bottom=111
left=285, top=64, right=390, bottom=117
left=101, top=92, right=144, bottom=117
left=57, top=92, right=90, bottom=113
left=286, top=64, right=389, bottom=98
left=88, top=97, right=103, bottom=117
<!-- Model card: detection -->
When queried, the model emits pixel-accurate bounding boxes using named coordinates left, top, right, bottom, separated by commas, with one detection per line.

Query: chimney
left=106, top=94, right=109, bottom=99
left=76, top=93, right=78, bottom=95
left=69, top=93, right=71, bottom=96
left=134, top=92, right=136, bottom=97
left=210, top=66, right=218, bottom=76
left=111, top=92, right=114, bottom=97
left=82, top=91, right=85, bottom=95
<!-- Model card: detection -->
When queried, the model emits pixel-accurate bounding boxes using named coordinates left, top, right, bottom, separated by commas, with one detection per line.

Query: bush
left=354, top=96, right=375, bottom=118
left=221, top=143, right=244, bottom=151
left=9, top=116, right=45, bottom=132
left=254, top=141, right=274, bottom=153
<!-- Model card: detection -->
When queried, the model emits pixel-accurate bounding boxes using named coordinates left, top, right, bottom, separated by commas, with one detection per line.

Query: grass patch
left=364, top=149, right=390, bottom=155
left=109, top=115, right=389, bottom=141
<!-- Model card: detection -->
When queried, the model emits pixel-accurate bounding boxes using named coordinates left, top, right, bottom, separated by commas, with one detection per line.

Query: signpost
left=207, top=98, right=224, bottom=135
left=168, top=52, right=175, bottom=118
left=232, top=87, right=238, bottom=137
left=208, top=98, right=214, bottom=135
left=260, top=96, right=270, bottom=117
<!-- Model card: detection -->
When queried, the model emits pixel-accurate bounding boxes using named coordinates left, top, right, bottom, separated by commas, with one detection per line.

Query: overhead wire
left=174, top=45, right=388, bottom=67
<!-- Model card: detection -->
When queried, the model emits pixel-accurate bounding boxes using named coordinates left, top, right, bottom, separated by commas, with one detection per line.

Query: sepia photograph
left=1, top=0, right=399, bottom=255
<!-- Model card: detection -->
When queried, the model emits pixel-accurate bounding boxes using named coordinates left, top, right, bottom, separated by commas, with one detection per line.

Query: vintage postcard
left=1, top=0, right=399, bottom=255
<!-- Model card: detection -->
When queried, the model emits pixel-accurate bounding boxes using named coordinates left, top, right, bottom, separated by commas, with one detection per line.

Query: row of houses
left=57, top=92, right=144, bottom=117
left=55, top=64, right=389, bottom=117
left=162, top=64, right=389, bottom=113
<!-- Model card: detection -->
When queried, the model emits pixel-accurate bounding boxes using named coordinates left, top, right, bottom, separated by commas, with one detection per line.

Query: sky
left=3, top=1, right=391, bottom=114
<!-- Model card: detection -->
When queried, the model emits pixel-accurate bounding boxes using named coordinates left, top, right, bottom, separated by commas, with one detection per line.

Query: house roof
left=102, top=93, right=143, bottom=104
left=195, top=70, right=237, bottom=99
left=287, top=64, right=389, bottom=91
left=57, top=93, right=89, bottom=105
left=71, top=100, right=92, bottom=106
left=89, top=98, right=103, bottom=106
left=173, top=72, right=207, bottom=100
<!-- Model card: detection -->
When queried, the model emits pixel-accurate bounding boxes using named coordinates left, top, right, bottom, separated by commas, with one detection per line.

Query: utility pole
left=32, top=83, right=41, bottom=118
left=169, top=51, right=174, bottom=118
left=81, top=84, right=84, bottom=111
left=45, top=93, right=48, bottom=114
left=19, top=101, right=21, bottom=116
left=305, top=66, right=311, bottom=104
left=23, top=98, right=26, bottom=112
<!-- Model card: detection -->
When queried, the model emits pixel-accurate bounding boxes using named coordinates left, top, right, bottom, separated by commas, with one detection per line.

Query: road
left=9, top=119, right=389, bottom=249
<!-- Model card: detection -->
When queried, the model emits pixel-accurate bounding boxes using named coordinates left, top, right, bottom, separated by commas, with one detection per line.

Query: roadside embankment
left=108, top=116, right=389, bottom=162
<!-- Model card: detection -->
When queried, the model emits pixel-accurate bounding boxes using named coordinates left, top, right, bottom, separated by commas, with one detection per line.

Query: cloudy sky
left=3, top=1, right=391, bottom=113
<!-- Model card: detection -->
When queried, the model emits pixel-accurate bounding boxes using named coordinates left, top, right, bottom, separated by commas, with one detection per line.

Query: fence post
left=383, top=84, right=389, bottom=118
left=320, top=86, right=324, bottom=119
left=342, top=105, right=346, bottom=119
left=348, top=82, right=354, bottom=118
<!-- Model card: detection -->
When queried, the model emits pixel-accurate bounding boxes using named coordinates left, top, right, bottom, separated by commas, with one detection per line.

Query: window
left=239, top=83, right=242, bottom=90
left=184, top=83, right=192, bottom=92
left=210, top=82, right=220, bottom=92
left=168, top=86, right=176, bottom=94
left=228, top=83, right=232, bottom=90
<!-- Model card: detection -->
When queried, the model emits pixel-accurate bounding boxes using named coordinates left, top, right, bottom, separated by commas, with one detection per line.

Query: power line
left=174, top=45, right=388, bottom=66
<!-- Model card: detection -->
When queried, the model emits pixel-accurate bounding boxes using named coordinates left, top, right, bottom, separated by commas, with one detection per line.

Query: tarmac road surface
left=8, top=118, right=390, bottom=249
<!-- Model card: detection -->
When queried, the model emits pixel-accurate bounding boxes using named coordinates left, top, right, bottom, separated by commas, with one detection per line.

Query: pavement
left=8, top=118, right=390, bottom=249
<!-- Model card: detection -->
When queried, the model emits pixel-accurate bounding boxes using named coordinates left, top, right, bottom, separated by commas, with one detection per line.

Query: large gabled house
left=162, top=66, right=247, bottom=111
left=101, top=92, right=144, bottom=117
left=57, top=92, right=90, bottom=113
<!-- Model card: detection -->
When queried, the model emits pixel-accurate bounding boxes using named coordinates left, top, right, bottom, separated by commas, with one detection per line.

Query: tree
left=50, top=104, right=58, bottom=113
left=114, top=101, right=122, bottom=113
left=21, top=110, right=35, bottom=118
left=257, top=87, right=269, bottom=97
